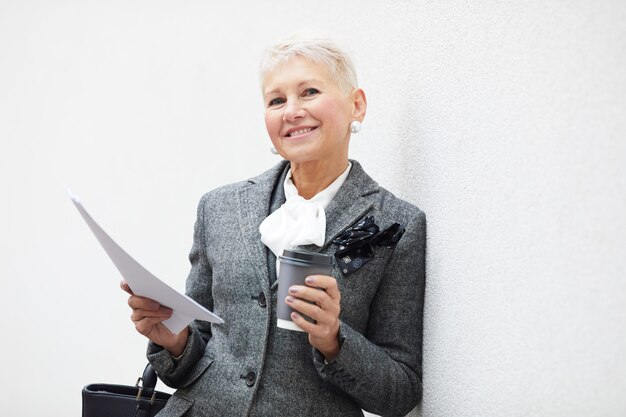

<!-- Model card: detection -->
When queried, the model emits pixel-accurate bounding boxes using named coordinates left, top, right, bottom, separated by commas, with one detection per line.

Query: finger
left=288, top=286, right=336, bottom=312
left=304, top=275, right=341, bottom=301
left=134, top=317, right=171, bottom=336
left=290, top=311, right=339, bottom=342
left=128, top=295, right=161, bottom=311
left=290, top=312, right=317, bottom=333
left=131, top=307, right=173, bottom=322
left=120, top=280, right=134, bottom=295
left=286, top=295, right=336, bottom=323
left=286, top=296, right=319, bottom=320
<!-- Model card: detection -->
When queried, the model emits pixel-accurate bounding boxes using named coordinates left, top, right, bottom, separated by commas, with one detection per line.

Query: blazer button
left=258, top=292, right=267, bottom=308
left=245, top=371, right=256, bottom=387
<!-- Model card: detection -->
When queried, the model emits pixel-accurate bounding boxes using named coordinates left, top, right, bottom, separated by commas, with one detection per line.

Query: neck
left=290, top=158, right=349, bottom=200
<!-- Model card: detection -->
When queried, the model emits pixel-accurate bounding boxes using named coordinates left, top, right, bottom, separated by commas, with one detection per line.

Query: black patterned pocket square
left=333, top=216, right=405, bottom=276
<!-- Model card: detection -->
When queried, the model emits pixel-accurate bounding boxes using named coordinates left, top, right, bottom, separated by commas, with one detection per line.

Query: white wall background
left=1, top=1, right=625, bottom=416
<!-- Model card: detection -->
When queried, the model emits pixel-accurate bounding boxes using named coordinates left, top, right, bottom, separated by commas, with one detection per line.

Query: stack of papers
left=68, top=189, right=223, bottom=334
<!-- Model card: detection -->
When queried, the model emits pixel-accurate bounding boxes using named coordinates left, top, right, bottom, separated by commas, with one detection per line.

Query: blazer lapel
left=323, top=161, right=379, bottom=248
left=236, top=161, right=289, bottom=287
left=305, top=160, right=380, bottom=252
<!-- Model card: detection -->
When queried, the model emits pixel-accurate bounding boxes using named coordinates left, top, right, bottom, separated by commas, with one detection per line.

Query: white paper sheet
left=67, top=189, right=223, bottom=333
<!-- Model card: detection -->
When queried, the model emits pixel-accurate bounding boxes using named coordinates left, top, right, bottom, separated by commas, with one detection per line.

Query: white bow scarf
left=259, top=163, right=352, bottom=263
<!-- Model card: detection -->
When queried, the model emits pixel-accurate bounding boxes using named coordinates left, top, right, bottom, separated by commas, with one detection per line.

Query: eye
left=268, top=97, right=285, bottom=107
left=303, top=88, right=320, bottom=97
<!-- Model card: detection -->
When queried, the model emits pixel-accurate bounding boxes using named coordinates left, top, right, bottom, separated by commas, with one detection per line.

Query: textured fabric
left=259, top=162, right=351, bottom=261
left=147, top=160, right=426, bottom=417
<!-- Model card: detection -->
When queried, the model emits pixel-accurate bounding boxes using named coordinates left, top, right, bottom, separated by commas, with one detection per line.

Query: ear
left=351, top=88, right=367, bottom=122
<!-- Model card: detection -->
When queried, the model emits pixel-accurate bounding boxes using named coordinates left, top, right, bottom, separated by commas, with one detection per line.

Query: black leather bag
left=82, top=363, right=172, bottom=417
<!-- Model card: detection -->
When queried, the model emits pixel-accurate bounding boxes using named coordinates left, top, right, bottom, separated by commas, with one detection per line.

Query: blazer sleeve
left=312, top=208, right=426, bottom=417
left=146, top=194, right=214, bottom=388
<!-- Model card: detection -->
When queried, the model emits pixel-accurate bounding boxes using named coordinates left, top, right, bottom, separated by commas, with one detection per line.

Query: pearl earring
left=270, top=147, right=280, bottom=155
left=350, top=120, right=362, bottom=134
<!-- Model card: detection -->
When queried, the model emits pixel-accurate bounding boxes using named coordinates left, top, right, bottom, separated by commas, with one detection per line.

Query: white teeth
left=288, top=127, right=313, bottom=137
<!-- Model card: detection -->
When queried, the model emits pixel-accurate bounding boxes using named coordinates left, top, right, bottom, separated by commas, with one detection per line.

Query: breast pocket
left=334, top=246, right=394, bottom=330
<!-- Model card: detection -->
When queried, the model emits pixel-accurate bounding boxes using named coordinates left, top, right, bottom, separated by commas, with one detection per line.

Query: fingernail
left=291, top=312, right=300, bottom=320
left=305, top=276, right=314, bottom=284
left=289, top=286, right=298, bottom=294
left=150, top=301, right=160, bottom=309
left=286, top=296, right=295, bottom=304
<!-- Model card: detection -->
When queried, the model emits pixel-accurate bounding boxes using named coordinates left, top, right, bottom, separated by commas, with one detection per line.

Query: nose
left=282, top=99, right=306, bottom=122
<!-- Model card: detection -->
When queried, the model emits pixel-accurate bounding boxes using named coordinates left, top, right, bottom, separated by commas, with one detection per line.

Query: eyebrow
left=264, top=79, right=323, bottom=97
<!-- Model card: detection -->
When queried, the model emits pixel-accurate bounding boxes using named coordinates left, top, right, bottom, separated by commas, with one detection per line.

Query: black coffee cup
left=277, top=249, right=333, bottom=332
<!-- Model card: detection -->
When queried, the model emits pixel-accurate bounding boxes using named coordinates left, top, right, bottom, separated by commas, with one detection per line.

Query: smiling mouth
left=286, top=127, right=317, bottom=137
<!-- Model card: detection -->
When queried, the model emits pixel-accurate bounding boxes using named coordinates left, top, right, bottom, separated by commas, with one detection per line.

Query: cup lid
left=280, top=249, right=333, bottom=265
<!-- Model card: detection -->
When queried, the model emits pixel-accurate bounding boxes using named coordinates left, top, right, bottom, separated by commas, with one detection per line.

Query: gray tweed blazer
left=147, top=160, right=426, bottom=417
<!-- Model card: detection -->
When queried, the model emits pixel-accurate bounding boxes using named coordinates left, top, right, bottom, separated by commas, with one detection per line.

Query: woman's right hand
left=121, top=280, right=189, bottom=357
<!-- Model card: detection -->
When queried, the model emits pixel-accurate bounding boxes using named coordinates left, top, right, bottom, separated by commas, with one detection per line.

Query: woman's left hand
left=286, top=275, right=342, bottom=361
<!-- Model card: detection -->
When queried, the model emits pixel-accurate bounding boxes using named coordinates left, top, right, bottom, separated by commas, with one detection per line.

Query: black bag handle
left=134, top=364, right=160, bottom=417
left=139, top=363, right=158, bottom=395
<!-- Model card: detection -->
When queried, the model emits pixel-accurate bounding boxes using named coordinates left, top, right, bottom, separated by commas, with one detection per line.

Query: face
left=263, top=57, right=361, bottom=166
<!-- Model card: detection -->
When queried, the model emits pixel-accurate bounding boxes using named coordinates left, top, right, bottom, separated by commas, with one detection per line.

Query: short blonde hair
left=260, top=32, right=358, bottom=94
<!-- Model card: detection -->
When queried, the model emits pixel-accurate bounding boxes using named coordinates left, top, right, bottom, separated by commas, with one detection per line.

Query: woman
left=123, top=34, right=426, bottom=417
